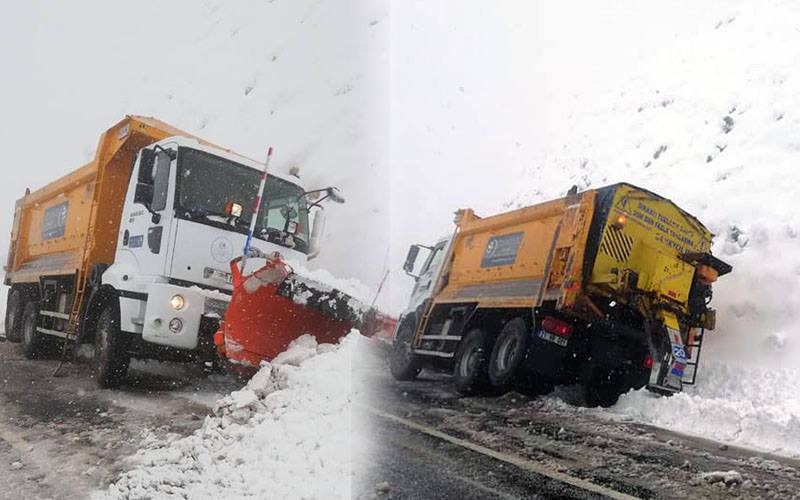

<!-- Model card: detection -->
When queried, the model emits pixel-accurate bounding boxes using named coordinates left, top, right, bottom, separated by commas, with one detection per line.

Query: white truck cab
left=100, top=136, right=330, bottom=365
left=400, top=237, right=450, bottom=318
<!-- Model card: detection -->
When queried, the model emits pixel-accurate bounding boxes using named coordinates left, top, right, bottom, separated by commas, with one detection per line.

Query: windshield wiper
left=183, top=207, right=236, bottom=224
left=181, top=207, right=302, bottom=251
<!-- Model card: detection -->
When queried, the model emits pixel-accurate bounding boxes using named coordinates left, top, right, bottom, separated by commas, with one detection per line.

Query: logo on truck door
left=481, top=232, right=524, bottom=268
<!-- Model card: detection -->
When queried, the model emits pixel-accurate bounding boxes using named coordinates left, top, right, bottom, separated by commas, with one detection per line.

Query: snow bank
left=97, top=333, right=364, bottom=500
left=613, top=362, right=800, bottom=457
left=287, top=258, right=373, bottom=305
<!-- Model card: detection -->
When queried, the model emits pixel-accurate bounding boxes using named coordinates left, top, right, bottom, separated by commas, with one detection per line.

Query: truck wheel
left=453, top=328, right=492, bottom=396
left=390, top=317, right=422, bottom=381
left=5, top=289, right=26, bottom=343
left=94, top=303, right=130, bottom=389
left=21, top=302, right=44, bottom=359
left=488, top=317, right=529, bottom=390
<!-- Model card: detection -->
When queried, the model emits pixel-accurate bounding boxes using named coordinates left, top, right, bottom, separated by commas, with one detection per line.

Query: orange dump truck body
left=435, top=191, right=597, bottom=312
left=5, top=116, right=214, bottom=289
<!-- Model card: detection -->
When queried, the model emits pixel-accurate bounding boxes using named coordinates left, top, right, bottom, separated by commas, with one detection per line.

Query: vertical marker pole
left=242, top=147, right=273, bottom=267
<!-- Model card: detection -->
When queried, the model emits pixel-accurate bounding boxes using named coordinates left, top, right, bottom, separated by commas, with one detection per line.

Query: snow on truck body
left=3, top=116, right=327, bottom=387
left=392, top=183, right=731, bottom=406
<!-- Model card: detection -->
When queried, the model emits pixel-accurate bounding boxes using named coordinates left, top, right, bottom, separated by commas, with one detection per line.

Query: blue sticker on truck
left=129, top=235, right=144, bottom=248
left=481, top=232, right=524, bottom=268
left=41, top=201, right=69, bottom=240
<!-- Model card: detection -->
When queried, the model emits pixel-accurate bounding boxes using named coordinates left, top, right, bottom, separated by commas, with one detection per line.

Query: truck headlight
left=168, top=318, right=183, bottom=333
left=170, top=294, right=186, bottom=310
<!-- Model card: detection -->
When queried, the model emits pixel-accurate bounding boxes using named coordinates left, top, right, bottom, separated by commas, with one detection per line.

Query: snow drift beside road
left=98, top=333, right=364, bottom=500
left=613, top=362, right=800, bottom=458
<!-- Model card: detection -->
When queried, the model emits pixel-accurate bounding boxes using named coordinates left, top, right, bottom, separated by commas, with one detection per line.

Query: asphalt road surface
left=1, top=337, right=799, bottom=500
left=357, top=358, right=800, bottom=500
left=0, top=338, right=238, bottom=499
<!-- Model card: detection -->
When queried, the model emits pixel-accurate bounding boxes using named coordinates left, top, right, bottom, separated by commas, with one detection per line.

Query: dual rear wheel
left=5, top=289, right=26, bottom=343
left=6, top=290, right=130, bottom=388
left=453, top=318, right=533, bottom=396
left=392, top=315, right=543, bottom=397
left=393, top=315, right=632, bottom=405
left=21, top=302, right=46, bottom=359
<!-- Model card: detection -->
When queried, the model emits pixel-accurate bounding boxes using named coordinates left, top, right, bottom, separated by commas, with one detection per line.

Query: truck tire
left=488, top=317, right=528, bottom=390
left=390, top=318, right=422, bottom=381
left=5, top=289, right=25, bottom=343
left=21, top=302, right=44, bottom=359
left=453, top=328, right=493, bottom=396
left=94, top=303, right=130, bottom=389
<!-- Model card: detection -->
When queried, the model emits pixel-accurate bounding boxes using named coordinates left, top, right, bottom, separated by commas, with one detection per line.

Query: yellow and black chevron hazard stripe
left=600, top=229, right=634, bottom=263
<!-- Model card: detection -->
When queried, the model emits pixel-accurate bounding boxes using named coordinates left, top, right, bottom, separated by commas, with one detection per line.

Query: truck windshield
left=175, top=148, right=310, bottom=253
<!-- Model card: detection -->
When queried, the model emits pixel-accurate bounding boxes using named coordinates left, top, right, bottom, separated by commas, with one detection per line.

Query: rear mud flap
left=646, top=311, right=687, bottom=395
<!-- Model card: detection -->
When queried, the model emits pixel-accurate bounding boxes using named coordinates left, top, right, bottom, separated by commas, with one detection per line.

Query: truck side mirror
left=403, top=245, right=421, bottom=276
left=307, top=209, right=327, bottom=260
left=326, top=187, right=345, bottom=204
left=139, top=149, right=156, bottom=182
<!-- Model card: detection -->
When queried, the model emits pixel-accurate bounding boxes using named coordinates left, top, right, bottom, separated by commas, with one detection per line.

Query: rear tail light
left=541, top=316, right=574, bottom=338
left=643, top=354, right=654, bottom=369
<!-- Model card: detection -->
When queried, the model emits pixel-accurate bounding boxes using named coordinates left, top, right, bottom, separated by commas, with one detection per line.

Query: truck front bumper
left=141, top=283, right=230, bottom=350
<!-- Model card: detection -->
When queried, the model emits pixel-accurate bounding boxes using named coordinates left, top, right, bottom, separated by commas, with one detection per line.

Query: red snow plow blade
left=214, top=254, right=395, bottom=376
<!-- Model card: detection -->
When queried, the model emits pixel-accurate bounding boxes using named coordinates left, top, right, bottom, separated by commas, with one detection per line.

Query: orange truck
left=4, top=116, right=341, bottom=387
left=390, top=183, right=731, bottom=405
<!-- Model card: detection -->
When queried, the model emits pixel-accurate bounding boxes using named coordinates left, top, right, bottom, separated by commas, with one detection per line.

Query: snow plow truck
left=390, top=183, right=731, bottom=406
left=4, top=115, right=380, bottom=387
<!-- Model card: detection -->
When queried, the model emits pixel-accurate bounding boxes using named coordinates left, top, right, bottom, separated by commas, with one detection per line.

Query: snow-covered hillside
left=510, top=2, right=800, bottom=367
left=0, top=0, right=389, bottom=306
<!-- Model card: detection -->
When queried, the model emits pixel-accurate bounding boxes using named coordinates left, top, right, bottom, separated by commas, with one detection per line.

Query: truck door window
left=150, top=152, right=171, bottom=212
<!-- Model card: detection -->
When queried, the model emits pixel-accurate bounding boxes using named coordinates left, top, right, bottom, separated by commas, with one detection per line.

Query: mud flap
left=646, top=311, right=687, bottom=396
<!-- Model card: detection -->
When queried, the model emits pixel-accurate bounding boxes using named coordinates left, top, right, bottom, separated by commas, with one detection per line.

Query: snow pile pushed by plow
left=613, top=362, right=800, bottom=458
left=98, top=333, right=364, bottom=500
left=282, top=259, right=374, bottom=323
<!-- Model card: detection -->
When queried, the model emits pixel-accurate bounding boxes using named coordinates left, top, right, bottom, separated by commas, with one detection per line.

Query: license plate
left=537, top=330, right=568, bottom=347
left=204, top=267, right=233, bottom=285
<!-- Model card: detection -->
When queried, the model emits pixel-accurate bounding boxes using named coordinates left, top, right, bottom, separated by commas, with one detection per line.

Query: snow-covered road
left=364, top=352, right=800, bottom=499
left=613, top=362, right=800, bottom=460
left=0, top=340, right=239, bottom=499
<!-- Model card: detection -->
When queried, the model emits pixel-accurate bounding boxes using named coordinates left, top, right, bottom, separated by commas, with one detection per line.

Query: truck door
left=407, top=239, right=448, bottom=312
left=119, top=147, right=176, bottom=276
